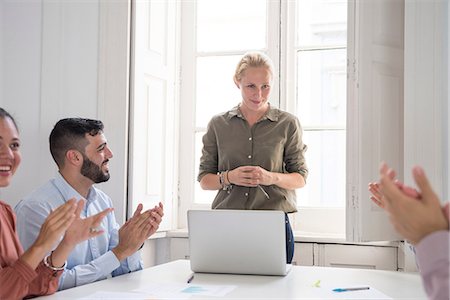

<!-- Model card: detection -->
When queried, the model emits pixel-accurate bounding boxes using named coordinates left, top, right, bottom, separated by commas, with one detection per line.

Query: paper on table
left=134, top=282, right=236, bottom=298
left=180, top=283, right=236, bottom=297
left=79, top=291, right=152, bottom=300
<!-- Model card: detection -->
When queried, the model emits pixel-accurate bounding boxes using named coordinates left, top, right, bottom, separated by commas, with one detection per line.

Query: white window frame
left=177, top=0, right=346, bottom=235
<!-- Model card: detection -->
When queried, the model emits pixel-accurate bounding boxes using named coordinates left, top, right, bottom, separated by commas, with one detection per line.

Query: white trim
left=266, top=0, right=281, bottom=108
left=97, top=0, right=131, bottom=224
left=178, top=1, right=197, bottom=229
left=284, top=0, right=296, bottom=113
left=346, top=0, right=359, bottom=242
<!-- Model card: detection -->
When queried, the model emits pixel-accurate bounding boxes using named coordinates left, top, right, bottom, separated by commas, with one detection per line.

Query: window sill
left=160, top=228, right=399, bottom=247
left=293, top=231, right=399, bottom=246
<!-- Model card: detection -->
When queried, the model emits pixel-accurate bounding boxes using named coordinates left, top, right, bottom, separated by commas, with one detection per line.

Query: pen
left=257, top=185, right=270, bottom=199
left=186, top=273, right=194, bottom=284
left=333, top=287, right=370, bottom=292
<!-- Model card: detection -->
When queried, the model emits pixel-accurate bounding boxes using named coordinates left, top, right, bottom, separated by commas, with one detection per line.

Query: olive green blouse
left=198, top=105, right=308, bottom=213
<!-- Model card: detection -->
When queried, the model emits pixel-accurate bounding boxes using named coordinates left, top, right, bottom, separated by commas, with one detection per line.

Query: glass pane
left=297, top=49, right=346, bottom=127
left=297, top=0, right=347, bottom=47
left=146, top=79, right=164, bottom=199
left=148, top=0, right=166, bottom=55
left=197, top=0, right=266, bottom=52
left=194, top=131, right=218, bottom=204
left=196, top=55, right=242, bottom=127
left=297, top=130, right=346, bottom=208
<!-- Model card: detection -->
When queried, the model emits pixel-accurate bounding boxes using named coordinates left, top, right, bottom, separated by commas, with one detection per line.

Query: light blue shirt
left=14, top=172, right=143, bottom=290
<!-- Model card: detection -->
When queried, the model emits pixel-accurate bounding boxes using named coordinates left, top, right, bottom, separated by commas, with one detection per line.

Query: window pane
left=197, top=0, right=266, bottom=52
left=297, top=49, right=346, bottom=127
left=297, top=0, right=347, bottom=47
left=146, top=79, right=164, bottom=199
left=194, top=131, right=218, bottom=204
left=196, top=55, right=242, bottom=127
left=297, top=130, right=346, bottom=208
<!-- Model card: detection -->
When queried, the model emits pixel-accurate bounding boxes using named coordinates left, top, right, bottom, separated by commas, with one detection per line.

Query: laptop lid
left=188, top=209, right=290, bottom=276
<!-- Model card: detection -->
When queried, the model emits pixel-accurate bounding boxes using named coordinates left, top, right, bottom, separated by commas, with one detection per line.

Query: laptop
left=187, top=209, right=292, bottom=276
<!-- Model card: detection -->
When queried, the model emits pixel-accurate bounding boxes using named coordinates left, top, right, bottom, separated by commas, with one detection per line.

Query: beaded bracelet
left=43, top=252, right=67, bottom=271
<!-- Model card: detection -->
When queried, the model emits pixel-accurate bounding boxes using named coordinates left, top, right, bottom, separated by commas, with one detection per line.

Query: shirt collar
left=54, top=172, right=98, bottom=204
left=228, top=103, right=279, bottom=122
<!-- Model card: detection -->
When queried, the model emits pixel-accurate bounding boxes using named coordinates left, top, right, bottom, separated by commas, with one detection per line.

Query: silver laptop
left=188, top=209, right=292, bottom=276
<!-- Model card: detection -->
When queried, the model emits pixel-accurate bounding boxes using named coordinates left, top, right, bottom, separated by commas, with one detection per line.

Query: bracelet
left=138, top=242, right=145, bottom=250
left=218, top=171, right=224, bottom=187
left=219, top=170, right=233, bottom=191
left=225, top=170, right=231, bottom=185
left=43, top=252, right=66, bottom=271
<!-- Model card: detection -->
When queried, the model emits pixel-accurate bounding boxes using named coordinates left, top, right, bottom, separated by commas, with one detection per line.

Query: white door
left=129, top=0, right=178, bottom=230
left=347, top=0, right=404, bottom=242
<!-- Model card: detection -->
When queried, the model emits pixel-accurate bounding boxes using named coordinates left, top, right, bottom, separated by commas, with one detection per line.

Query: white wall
left=446, top=0, right=449, bottom=202
left=0, top=0, right=130, bottom=223
left=0, top=0, right=46, bottom=207
left=0, top=1, right=3, bottom=106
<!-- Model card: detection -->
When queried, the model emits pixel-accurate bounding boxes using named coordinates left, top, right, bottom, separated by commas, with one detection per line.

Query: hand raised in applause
left=30, top=199, right=78, bottom=252
left=112, top=202, right=164, bottom=261
left=368, top=163, right=419, bottom=208
left=60, top=199, right=113, bottom=248
left=379, top=163, right=449, bottom=244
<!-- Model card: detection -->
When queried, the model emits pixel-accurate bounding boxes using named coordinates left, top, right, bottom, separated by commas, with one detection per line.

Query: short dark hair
left=49, top=118, right=104, bottom=168
left=0, top=107, right=19, bottom=132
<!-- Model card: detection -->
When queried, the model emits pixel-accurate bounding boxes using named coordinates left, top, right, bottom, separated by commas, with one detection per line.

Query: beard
left=80, top=154, right=110, bottom=183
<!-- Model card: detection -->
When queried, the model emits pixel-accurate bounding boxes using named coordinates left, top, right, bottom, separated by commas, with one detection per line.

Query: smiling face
left=236, top=66, right=272, bottom=114
left=80, top=132, right=113, bottom=184
left=0, top=117, right=21, bottom=187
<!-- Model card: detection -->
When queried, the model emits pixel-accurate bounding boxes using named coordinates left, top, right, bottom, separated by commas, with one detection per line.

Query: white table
left=38, top=260, right=427, bottom=299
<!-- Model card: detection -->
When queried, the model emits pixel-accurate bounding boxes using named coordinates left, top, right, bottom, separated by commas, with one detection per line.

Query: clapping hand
left=61, top=199, right=113, bottom=248
left=112, top=202, right=164, bottom=261
left=368, top=163, right=420, bottom=208
left=31, top=199, right=78, bottom=252
left=378, top=163, right=449, bottom=244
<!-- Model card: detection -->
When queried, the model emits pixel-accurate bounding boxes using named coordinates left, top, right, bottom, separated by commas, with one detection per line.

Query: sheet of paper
left=78, top=291, right=152, bottom=300
left=134, top=283, right=190, bottom=299
left=180, top=283, right=236, bottom=297
left=135, top=282, right=236, bottom=298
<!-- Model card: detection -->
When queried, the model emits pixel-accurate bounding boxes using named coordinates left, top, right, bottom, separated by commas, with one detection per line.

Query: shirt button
left=248, top=155, right=252, bottom=159
left=249, top=137, right=252, bottom=141
left=245, top=193, right=249, bottom=196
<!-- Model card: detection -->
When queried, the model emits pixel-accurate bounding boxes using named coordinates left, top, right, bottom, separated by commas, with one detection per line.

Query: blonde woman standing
left=198, top=52, right=308, bottom=263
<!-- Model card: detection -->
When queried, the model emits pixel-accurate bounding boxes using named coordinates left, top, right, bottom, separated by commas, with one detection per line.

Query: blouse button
left=248, top=155, right=252, bottom=159
left=249, top=137, right=252, bottom=141
left=245, top=193, right=249, bottom=196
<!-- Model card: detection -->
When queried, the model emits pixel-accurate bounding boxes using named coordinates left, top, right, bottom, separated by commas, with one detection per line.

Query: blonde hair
left=233, top=52, right=274, bottom=82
